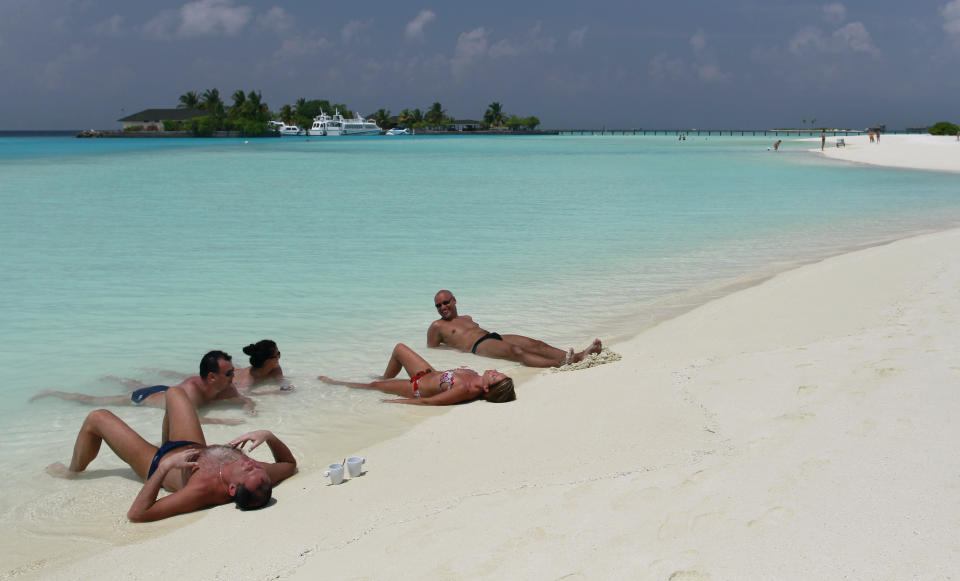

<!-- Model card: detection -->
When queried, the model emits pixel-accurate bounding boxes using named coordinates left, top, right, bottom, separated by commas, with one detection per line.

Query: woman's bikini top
left=439, top=366, right=474, bottom=389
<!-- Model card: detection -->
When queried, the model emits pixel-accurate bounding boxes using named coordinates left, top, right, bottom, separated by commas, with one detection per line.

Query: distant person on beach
left=869, top=129, right=875, bottom=143
left=821, top=130, right=826, bottom=151
left=875, top=129, right=880, bottom=143
left=319, top=343, right=515, bottom=405
left=428, top=290, right=602, bottom=367
left=31, top=350, right=257, bottom=423
left=773, top=140, right=782, bottom=151
left=46, top=384, right=297, bottom=522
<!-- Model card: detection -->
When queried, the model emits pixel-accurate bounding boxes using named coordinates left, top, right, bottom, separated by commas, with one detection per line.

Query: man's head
left=226, top=456, right=273, bottom=510
left=200, top=350, right=234, bottom=390
left=434, top=290, right=457, bottom=321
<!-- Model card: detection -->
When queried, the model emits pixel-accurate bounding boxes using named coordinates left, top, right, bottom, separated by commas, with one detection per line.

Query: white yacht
left=341, top=112, right=382, bottom=136
left=309, top=111, right=341, bottom=136
left=267, top=120, right=304, bottom=136
left=309, top=110, right=380, bottom=136
left=385, top=128, right=410, bottom=135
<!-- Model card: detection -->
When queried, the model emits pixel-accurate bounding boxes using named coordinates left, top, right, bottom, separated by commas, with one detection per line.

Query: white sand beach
left=20, top=142, right=960, bottom=580
left=817, top=133, right=960, bottom=173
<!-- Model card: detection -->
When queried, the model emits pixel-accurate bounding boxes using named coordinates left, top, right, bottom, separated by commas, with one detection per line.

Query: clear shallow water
left=0, top=134, right=958, bottom=554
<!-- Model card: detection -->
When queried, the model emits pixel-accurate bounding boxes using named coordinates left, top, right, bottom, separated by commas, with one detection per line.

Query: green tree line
left=172, top=89, right=541, bottom=135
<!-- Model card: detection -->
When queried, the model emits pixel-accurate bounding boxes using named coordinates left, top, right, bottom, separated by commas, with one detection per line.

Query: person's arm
left=383, top=386, right=474, bottom=406
left=214, top=386, right=258, bottom=416
left=229, top=430, right=297, bottom=484
left=427, top=321, right=443, bottom=348
left=127, top=448, right=209, bottom=522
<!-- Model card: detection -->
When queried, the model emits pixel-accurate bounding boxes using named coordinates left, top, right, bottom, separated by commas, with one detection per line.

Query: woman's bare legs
left=317, top=376, right=418, bottom=398
left=381, top=343, right=434, bottom=378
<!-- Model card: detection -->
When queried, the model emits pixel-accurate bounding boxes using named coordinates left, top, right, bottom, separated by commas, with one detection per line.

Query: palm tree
left=484, top=102, right=505, bottom=127
left=371, top=108, right=392, bottom=129
left=231, top=89, right=247, bottom=112
left=178, top=91, right=199, bottom=109
left=279, top=104, right=295, bottom=124
left=245, top=91, right=269, bottom=121
left=425, top=102, right=445, bottom=127
left=201, top=88, right=224, bottom=118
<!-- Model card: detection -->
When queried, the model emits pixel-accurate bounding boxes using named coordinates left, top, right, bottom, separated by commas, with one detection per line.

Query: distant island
left=82, top=89, right=545, bottom=137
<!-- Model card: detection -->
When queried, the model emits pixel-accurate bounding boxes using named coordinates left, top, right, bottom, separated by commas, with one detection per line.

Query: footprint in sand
left=747, top=506, right=795, bottom=530
left=668, top=570, right=711, bottom=581
left=796, top=384, right=818, bottom=395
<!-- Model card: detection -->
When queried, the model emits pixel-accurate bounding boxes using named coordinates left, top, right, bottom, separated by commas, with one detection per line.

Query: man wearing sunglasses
left=428, top=290, right=602, bottom=367
left=32, top=350, right=256, bottom=421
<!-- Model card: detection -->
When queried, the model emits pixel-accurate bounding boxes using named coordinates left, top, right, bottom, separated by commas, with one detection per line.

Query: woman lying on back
left=318, top=343, right=516, bottom=405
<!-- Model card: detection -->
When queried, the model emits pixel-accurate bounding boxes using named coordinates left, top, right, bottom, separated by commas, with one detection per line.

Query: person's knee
left=508, top=345, right=526, bottom=359
left=84, top=409, right=117, bottom=432
left=394, top=342, right=409, bottom=353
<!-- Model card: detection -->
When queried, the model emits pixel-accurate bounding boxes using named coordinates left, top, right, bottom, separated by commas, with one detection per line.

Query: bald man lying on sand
left=46, top=384, right=296, bottom=522
left=428, top=290, right=602, bottom=368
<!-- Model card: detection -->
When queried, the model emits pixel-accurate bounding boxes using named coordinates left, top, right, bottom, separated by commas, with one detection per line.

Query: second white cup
left=346, top=456, right=365, bottom=477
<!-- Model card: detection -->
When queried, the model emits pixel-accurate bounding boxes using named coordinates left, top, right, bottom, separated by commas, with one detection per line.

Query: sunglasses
left=435, top=299, right=452, bottom=309
left=224, top=368, right=234, bottom=377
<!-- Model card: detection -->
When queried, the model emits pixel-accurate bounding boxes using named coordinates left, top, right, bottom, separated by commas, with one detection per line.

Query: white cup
left=323, top=463, right=344, bottom=485
left=346, top=456, right=366, bottom=477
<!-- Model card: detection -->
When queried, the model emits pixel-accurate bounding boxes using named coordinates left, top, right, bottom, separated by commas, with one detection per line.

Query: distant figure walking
left=875, top=129, right=880, bottom=143
left=821, top=130, right=826, bottom=151
left=773, top=139, right=782, bottom=151
left=869, top=129, right=875, bottom=143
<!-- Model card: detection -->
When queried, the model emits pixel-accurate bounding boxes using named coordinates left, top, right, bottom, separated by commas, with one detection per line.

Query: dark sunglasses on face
left=435, top=299, right=452, bottom=309
left=224, top=369, right=234, bottom=377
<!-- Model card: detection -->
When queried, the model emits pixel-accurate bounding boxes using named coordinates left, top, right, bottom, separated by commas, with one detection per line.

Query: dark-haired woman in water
left=234, top=339, right=293, bottom=395
left=318, top=343, right=516, bottom=405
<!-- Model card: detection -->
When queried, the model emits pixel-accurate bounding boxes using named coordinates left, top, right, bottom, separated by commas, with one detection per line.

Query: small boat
left=385, top=128, right=410, bottom=135
left=267, top=120, right=304, bottom=136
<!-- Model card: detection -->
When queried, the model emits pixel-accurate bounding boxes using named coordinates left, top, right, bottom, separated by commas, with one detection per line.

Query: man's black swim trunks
left=471, top=332, right=503, bottom=354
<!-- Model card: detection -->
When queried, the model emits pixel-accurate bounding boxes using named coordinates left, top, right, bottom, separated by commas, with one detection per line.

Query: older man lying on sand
left=47, top=384, right=297, bottom=522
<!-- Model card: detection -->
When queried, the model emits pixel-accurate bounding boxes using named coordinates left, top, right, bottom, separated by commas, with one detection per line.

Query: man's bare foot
left=29, top=390, right=53, bottom=402
left=570, top=339, right=603, bottom=363
left=46, top=462, right=77, bottom=478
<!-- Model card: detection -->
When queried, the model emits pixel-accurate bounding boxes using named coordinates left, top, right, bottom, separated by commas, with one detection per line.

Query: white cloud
left=41, top=43, right=98, bottom=89
left=489, top=39, right=517, bottom=58
left=341, top=19, right=371, bottom=44
left=833, top=21, right=879, bottom=55
left=821, top=3, right=846, bottom=25
left=405, top=9, right=435, bottom=41
left=273, top=36, right=331, bottom=60
left=690, top=29, right=708, bottom=55
left=143, top=0, right=252, bottom=39
left=943, top=0, right=960, bottom=35
left=256, top=6, right=296, bottom=35
left=178, top=0, right=251, bottom=37
left=697, top=64, right=729, bottom=83
left=451, top=27, right=488, bottom=77
left=93, top=14, right=125, bottom=38
left=568, top=26, right=587, bottom=49
left=789, top=26, right=827, bottom=55
left=488, top=22, right=555, bottom=59
left=649, top=53, right=686, bottom=80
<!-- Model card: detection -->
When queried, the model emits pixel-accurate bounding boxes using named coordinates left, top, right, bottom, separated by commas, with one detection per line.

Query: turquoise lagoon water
left=1, top=134, right=958, bottom=548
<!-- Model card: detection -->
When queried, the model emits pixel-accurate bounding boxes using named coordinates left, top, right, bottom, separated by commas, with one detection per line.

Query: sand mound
left=552, top=347, right=622, bottom=372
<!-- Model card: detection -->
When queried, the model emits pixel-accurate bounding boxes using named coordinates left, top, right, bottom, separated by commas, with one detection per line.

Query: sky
left=1, top=0, right=958, bottom=130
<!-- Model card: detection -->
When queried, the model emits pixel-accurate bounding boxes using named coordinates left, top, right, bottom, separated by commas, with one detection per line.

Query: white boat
left=341, top=112, right=382, bottom=136
left=267, top=120, right=304, bottom=136
left=385, top=128, right=410, bottom=135
left=308, top=110, right=380, bottom=136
